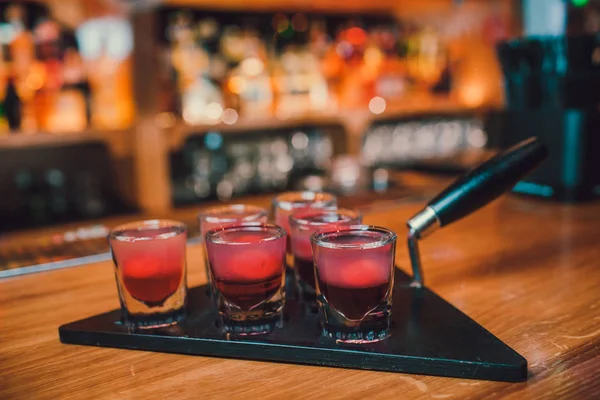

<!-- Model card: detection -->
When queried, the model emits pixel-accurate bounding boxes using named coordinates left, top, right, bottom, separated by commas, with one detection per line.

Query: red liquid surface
left=214, top=273, right=282, bottom=310
left=316, top=255, right=391, bottom=288
left=318, top=280, right=389, bottom=320
left=121, top=256, right=183, bottom=305
left=206, top=230, right=286, bottom=309
left=111, top=228, right=186, bottom=305
left=209, top=247, right=283, bottom=281
left=314, top=244, right=393, bottom=319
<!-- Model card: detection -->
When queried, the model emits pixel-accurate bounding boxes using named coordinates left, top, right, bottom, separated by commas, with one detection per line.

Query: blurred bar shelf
left=371, top=97, right=494, bottom=121
left=164, top=0, right=397, bottom=13
left=166, top=111, right=342, bottom=150
left=0, top=129, right=132, bottom=158
left=166, top=96, right=491, bottom=151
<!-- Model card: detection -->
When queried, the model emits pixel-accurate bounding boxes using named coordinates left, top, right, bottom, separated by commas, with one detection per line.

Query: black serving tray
left=59, top=269, right=527, bottom=382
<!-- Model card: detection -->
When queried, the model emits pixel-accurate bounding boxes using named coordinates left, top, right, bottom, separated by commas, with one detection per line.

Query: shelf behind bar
left=0, top=97, right=488, bottom=155
left=0, top=129, right=133, bottom=158
left=166, top=111, right=343, bottom=150
left=166, top=97, right=491, bottom=151
left=162, top=0, right=398, bottom=13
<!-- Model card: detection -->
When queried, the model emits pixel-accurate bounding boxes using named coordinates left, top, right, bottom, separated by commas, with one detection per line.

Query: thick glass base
left=122, top=305, right=187, bottom=330
left=318, top=298, right=391, bottom=344
left=321, top=321, right=390, bottom=343
left=215, top=283, right=285, bottom=335
left=220, top=312, right=284, bottom=335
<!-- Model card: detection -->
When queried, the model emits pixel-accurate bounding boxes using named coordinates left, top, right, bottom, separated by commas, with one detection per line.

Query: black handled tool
left=406, top=137, right=548, bottom=286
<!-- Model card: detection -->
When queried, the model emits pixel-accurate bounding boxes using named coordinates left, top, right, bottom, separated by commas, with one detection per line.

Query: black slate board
left=59, top=269, right=527, bottom=382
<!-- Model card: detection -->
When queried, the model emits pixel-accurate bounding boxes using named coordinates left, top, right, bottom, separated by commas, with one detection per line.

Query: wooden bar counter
left=1, top=195, right=600, bottom=399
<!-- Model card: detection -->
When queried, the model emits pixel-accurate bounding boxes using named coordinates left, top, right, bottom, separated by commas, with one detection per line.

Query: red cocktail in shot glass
left=272, top=191, right=337, bottom=267
left=109, top=220, right=188, bottom=329
left=205, top=223, right=286, bottom=335
left=198, top=205, right=268, bottom=292
left=289, top=208, right=361, bottom=303
left=311, top=225, right=397, bottom=343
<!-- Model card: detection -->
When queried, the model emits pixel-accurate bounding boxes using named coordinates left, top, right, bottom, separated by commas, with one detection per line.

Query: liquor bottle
left=6, top=4, right=34, bottom=85
left=4, top=77, right=22, bottom=131
left=170, top=12, right=223, bottom=124
left=219, top=26, right=244, bottom=113
left=46, top=45, right=88, bottom=133
left=406, top=26, right=446, bottom=92
left=337, top=24, right=371, bottom=108
left=274, top=43, right=329, bottom=116
left=33, top=17, right=63, bottom=132
left=373, top=27, right=407, bottom=101
left=320, top=45, right=344, bottom=110
left=0, top=45, right=8, bottom=134
left=63, top=32, right=92, bottom=125
left=0, top=100, right=9, bottom=134
left=170, top=12, right=199, bottom=93
left=226, top=29, right=272, bottom=118
left=6, top=3, right=37, bottom=132
left=77, top=16, right=134, bottom=130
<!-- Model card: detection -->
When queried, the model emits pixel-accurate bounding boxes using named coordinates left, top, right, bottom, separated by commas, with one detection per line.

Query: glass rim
left=205, top=222, right=286, bottom=245
left=108, top=219, right=187, bottom=241
left=197, top=204, right=268, bottom=225
left=310, top=225, right=397, bottom=250
left=272, top=191, right=336, bottom=211
left=289, top=207, right=361, bottom=229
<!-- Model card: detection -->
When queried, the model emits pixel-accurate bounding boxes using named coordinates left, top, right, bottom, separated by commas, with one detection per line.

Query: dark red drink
left=272, top=191, right=337, bottom=266
left=206, top=224, right=287, bottom=335
left=289, top=208, right=361, bottom=300
left=109, top=220, right=188, bottom=329
left=316, top=256, right=391, bottom=319
left=318, top=281, right=389, bottom=320
left=312, top=226, right=397, bottom=343
left=112, top=228, right=186, bottom=306
left=197, top=205, right=268, bottom=291
left=121, top=257, right=183, bottom=306
left=213, top=273, right=283, bottom=310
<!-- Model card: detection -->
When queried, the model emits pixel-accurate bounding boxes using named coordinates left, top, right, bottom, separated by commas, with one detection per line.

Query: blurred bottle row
left=171, top=125, right=342, bottom=205
left=170, top=112, right=492, bottom=205
left=157, top=8, right=451, bottom=125
left=0, top=3, right=466, bottom=134
left=362, top=116, right=488, bottom=167
left=0, top=1, right=133, bottom=135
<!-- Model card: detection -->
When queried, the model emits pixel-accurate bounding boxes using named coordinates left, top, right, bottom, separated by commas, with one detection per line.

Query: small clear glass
left=205, top=223, right=287, bottom=335
left=198, top=204, right=268, bottom=287
left=311, top=225, right=397, bottom=343
left=272, top=191, right=337, bottom=266
left=289, top=208, right=362, bottom=303
left=109, top=220, right=188, bottom=329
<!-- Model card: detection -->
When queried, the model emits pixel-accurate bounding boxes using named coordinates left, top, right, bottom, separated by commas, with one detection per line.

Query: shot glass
left=205, top=223, right=287, bottom=335
left=272, top=191, right=337, bottom=266
left=289, top=208, right=362, bottom=302
left=109, top=220, right=188, bottom=329
left=198, top=204, right=269, bottom=287
left=311, top=225, right=397, bottom=343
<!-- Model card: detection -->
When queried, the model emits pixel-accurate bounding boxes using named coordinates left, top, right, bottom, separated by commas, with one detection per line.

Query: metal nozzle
left=407, top=206, right=440, bottom=239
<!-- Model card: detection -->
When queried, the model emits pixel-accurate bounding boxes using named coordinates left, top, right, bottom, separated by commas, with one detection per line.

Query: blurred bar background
left=0, top=0, right=599, bottom=274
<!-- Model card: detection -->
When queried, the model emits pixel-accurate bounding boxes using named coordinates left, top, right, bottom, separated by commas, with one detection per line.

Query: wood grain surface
left=1, top=195, right=600, bottom=399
